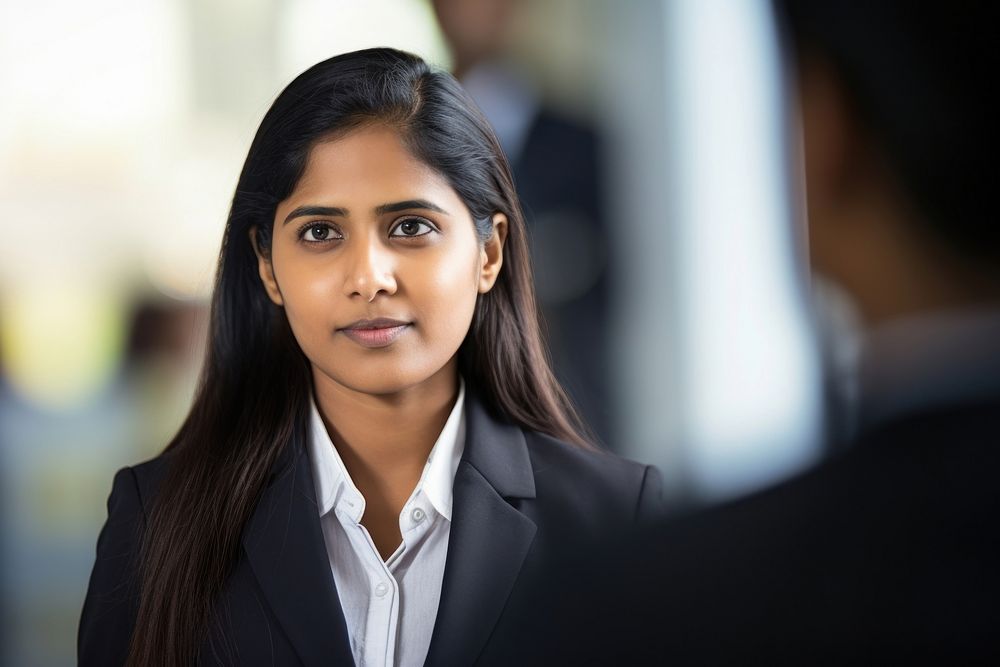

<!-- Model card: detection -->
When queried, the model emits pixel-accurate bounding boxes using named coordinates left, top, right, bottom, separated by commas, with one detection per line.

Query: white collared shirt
left=307, top=382, right=466, bottom=667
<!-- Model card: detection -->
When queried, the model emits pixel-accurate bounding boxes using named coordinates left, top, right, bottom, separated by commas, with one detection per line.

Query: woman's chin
left=311, top=363, right=453, bottom=399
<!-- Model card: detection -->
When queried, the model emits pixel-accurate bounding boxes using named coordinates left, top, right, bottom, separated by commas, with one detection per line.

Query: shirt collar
left=307, top=379, right=467, bottom=522
left=421, top=380, right=466, bottom=521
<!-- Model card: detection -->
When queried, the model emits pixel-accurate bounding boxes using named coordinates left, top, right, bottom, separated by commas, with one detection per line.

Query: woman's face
left=253, top=124, right=506, bottom=397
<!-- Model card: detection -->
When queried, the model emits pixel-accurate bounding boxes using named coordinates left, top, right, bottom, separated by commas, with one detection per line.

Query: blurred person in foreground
left=520, top=1, right=1000, bottom=664
left=432, top=0, right=613, bottom=445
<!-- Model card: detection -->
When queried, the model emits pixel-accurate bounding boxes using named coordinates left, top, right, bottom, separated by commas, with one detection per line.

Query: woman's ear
left=478, top=213, right=508, bottom=294
left=248, top=226, right=284, bottom=306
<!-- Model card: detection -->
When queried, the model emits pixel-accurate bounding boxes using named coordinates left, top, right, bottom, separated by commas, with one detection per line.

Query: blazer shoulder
left=129, top=450, right=173, bottom=506
left=523, top=431, right=664, bottom=522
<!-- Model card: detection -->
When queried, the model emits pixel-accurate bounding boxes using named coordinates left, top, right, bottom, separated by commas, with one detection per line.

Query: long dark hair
left=127, top=47, right=591, bottom=666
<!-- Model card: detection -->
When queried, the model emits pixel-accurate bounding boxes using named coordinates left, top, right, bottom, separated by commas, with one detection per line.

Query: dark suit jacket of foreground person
left=530, top=392, right=1000, bottom=664
left=78, top=392, right=662, bottom=666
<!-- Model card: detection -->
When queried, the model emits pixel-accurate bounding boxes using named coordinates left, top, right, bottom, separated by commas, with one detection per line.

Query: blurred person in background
left=432, top=0, right=613, bottom=445
left=78, top=48, right=660, bottom=667
left=527, top=1, right=1000, bottom=663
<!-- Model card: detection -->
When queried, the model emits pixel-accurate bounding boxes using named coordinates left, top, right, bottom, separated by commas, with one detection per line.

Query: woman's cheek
left=438, top=278, right=480, bottom=349
left=279, top=268, right=335, bottom=352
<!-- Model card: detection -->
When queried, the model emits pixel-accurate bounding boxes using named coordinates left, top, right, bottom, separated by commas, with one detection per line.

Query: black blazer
left=79, top=394, right=662, bottom=666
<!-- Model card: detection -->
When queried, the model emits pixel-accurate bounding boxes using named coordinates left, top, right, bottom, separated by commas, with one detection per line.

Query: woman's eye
left=390, top=218, right=434, bottom=238
left=301, top=223, right=340, bottom=242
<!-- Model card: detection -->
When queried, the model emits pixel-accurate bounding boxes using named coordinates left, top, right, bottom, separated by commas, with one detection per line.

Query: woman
left=79, top=48, right=661, bottom=667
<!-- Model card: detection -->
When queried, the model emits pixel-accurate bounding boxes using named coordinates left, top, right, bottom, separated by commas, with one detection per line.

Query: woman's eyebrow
left=283, top=205, right=348, bottom=225
left=374, top=199, right=449, bottom=216
left=282, top=199, right=449, bottom=225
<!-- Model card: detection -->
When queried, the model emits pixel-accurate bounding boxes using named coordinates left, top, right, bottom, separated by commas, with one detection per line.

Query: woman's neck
left=311, top=361, right=460, bottom=558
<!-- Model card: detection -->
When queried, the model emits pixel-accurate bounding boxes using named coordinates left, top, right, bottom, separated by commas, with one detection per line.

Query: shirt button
left=411, top=507, right=426, bottom=524
left=374, top=582, right=389, bottom=598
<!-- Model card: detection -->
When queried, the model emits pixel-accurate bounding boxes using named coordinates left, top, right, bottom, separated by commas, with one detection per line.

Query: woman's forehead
left=284, top=125, right=463, bottom=214
left=275, top=124, right=471, bottom=226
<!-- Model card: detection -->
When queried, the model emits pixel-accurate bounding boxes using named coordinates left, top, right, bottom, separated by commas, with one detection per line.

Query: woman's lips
left=339, top=321, right=410, bottom=348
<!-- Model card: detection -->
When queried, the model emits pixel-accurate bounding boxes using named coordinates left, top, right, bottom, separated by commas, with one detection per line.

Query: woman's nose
left=342, top=236, right=398, bottom=302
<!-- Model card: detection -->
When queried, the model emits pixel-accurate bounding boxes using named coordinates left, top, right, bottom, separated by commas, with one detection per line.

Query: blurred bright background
left=0, top=0, right=829, bottom=664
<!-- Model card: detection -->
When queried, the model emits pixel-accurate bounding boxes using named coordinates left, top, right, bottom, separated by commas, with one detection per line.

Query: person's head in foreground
left=779, top=0, right=999, bottom=323
left=779, top=0, right=1000, bottom=431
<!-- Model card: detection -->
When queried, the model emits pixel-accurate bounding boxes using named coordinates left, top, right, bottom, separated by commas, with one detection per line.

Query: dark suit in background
left=513, top=109, right=610, bottom=445
left=79, top=393, right=661, bottom=666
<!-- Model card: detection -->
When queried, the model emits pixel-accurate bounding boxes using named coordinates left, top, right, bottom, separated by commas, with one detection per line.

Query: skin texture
left=251, top=124, right=507, bottom=558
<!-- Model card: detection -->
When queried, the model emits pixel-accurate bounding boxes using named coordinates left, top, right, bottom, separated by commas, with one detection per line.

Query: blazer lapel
left=424, top=396, right=537, bottom=666
left=241, top=435, right=354, bottom=667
